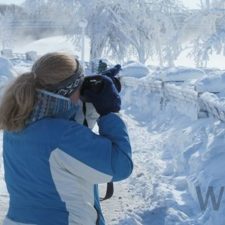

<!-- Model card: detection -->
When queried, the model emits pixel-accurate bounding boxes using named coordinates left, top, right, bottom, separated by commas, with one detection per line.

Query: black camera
left=80, top=64, right=121, bottom=102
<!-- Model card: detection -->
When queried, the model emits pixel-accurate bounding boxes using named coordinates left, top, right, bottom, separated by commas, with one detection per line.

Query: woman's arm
left=53, top=113, right=133, bottom=184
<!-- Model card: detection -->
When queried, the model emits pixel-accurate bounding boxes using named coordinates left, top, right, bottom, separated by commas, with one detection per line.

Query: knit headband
left=48, top=59, right=84, bottom=97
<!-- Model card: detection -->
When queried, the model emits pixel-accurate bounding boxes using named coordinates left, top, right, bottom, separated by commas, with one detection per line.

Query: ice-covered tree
left=0, top=10, right=14, bottom=49
left=76, top=0, right=130, bottom=61
left=210, top=0, right=225, bottom=9
left=142, top=0, right=183, bottom=66
left=22, top=0, right=45, bottom=18
left=32, top=0, right=184, bottom=65
left=76, top=0, right=183, bottom=64
left=98, top=0, right=150, bottom=63
left=0, top=5, right=26, bottom=49
left=181, top=7, right=225, bottom=67
left=45, top=0, right=81, bottom=35
left=113, top=0, right=154, bottom=63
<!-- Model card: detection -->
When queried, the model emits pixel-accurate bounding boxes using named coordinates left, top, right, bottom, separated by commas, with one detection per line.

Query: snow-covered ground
left=104, top=81, right=225, bottom=224
left=1, top=69, right=225, bottom=224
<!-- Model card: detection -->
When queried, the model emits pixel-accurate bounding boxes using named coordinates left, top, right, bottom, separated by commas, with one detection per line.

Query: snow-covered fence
left=163, top=83, right=198, bottom=103
left=143, top=80, right=162, bottom=93
left=121, top=77, right=162, bottom=93
left=1, top=49, right=13, bottom=58
left=25, top=51, right=38, bottom=61
left=0, top=50, right=25, bottom=60
left=198, top=92, right=225, bottom=122
left=122, top=77, right=225, bottom=122
left=162, top=82, right=199, bottom=119
left=12, top=53, right=26, bottom=60
left=1, top=51, right=37, bottom=61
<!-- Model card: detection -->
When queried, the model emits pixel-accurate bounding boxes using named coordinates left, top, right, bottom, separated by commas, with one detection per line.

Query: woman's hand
left=82, top=75, right=121, bottom=116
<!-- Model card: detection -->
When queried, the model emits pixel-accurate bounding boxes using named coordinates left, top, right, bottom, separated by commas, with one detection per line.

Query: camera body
left=80, top=64, right=121, bottom=102
left=81, top=76, right=104, bottom=95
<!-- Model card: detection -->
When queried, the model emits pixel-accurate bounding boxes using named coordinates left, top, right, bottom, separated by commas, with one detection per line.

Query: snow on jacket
left=3, top=91, right=133, bottom=225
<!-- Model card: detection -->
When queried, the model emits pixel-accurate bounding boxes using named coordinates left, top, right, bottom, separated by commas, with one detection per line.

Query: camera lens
left=80, top=76, right=104, bottom=102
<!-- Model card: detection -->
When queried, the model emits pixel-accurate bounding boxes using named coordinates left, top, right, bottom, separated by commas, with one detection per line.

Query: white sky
left=0, top=0, right=200, bottom=9
left=182, top=0, right=200, bottom=8
left=0, top=0, right=24, bottom=4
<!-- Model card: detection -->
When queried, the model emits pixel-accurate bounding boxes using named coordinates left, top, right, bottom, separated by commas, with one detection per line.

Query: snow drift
left=120, top=62, right=150, bottom=78
left=120, top=79, right=225, bottom=225
left=194, top=72, right=225, bottom=93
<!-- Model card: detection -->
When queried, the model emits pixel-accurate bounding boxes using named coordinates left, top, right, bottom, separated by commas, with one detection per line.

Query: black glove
left=101, top=64, right=122, bottom=92
left=82, top=75, right=121, bottom=116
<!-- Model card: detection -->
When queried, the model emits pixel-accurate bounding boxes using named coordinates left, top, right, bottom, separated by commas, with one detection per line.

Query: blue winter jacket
left=3, top=112, right=133, bottom=225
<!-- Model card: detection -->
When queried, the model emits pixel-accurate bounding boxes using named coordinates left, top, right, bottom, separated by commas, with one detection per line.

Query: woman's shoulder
left=4, top=118, right=83, bottom=144
left=28, top=117, right=81, bottom=133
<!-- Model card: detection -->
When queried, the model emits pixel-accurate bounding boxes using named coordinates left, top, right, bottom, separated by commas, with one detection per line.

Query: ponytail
left=0, top=52, right=77, bottom=131
left=0, top=72, right=37, bottom=132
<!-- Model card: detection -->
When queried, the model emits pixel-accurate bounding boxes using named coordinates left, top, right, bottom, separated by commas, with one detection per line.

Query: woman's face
left=70, top=90, right=80, bottom=103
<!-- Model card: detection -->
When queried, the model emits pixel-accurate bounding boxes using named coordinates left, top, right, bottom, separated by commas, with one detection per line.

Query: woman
left=0, top=52, right=133, bottom=225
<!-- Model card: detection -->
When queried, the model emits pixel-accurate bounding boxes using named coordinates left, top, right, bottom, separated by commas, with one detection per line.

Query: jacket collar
left=26, top=89, right=79, bottom=125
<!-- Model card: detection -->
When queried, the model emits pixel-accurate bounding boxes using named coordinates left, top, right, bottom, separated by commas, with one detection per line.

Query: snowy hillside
left=14, top=36, right=91, bottom=61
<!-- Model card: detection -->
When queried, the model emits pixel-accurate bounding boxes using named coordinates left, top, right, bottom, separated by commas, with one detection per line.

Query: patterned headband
left=49, top=59, right=84, bottom=97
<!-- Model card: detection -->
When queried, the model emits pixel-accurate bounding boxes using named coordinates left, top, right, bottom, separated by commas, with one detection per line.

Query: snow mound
left=15, top=36, right=75, bottom=55
left=158, top=67, right=206, bottom=82
left=122, top=79, right=225, bottom=225
left=121, top=78, right=225, bottom=225
left=14, top=36, right=90, bottom=60
left=0, top=57, right=16, bottom=78
left=194, top=72, right=225, bottom=93
left=120, top=62, right=150, bottom=78
left=0, top=57, right=16, bottom=99
left=0, top=57, right=16, bottom=92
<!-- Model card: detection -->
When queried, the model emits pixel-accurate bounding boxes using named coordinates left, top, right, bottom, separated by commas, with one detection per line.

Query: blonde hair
left=0, top=52, right=77, bottom=132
